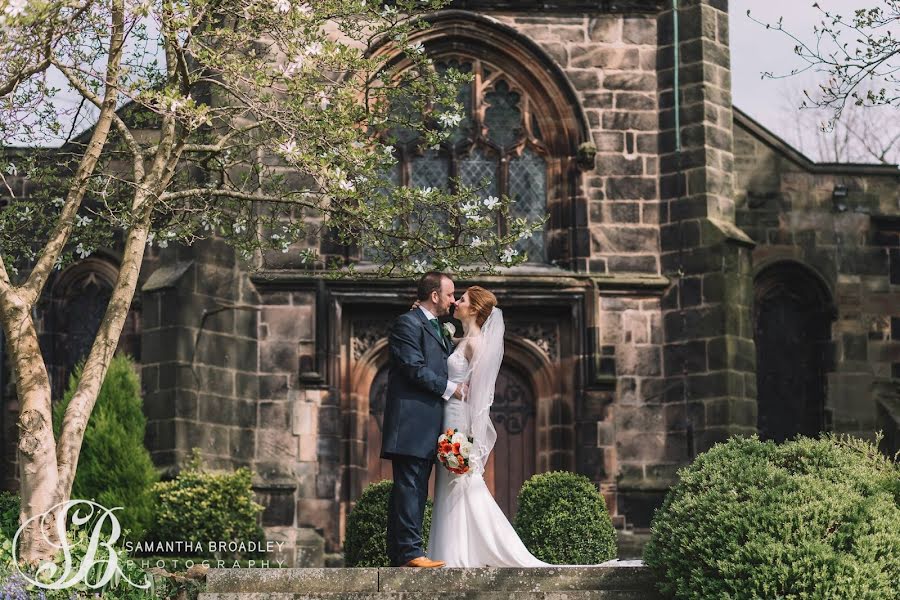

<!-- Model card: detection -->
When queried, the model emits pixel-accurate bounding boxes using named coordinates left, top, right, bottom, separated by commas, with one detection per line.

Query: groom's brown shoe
left=402, top=556, right=445, bottom=568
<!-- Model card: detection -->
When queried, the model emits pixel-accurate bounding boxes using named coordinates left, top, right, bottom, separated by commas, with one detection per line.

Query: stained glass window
left=374, top=57, right=550, bottom=264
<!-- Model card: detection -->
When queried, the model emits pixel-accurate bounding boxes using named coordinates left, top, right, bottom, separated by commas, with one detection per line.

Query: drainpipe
left=671, top=0, right=695, bottom=459
left=672, top=0, right=682, bottom=154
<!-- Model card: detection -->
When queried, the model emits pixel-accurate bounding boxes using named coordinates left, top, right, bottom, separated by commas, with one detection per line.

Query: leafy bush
left=513, top=471, right=617, bottom=564
left=644, top=435, right=900, bottom=600
left=0, top=491, right=19, bottom=543
left=52, top=354, right=159, bottom=542
left=344, top=480, right=433, bottom=567
left=148, top=448, right=265, bottom=560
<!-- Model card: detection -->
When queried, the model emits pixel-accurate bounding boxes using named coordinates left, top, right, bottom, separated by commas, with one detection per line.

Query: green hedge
left=344, top=480, right=433, bottom=567
left=644, top=435, right=900, bottom=599
left=52, top=354, right=159, bottom=542
left=147, top=448, right=266, bottom=560
left=513, top=471, right=617, bottom=564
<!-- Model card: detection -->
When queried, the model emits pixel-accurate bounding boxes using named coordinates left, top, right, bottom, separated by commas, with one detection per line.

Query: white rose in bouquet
left=459, top=440, right=473, bottom=458
left=451, top=431, right=466, bottom=445
left=447, top=454, right=460, bottom=468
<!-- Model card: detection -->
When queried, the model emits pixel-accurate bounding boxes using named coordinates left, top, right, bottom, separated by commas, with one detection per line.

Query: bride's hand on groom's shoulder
left=410, top=300, right=420, bottom=310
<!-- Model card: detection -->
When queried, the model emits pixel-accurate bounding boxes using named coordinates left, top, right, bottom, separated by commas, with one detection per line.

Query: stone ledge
left=200, top=593, right=654, bottom=600
left=204, top=564, right=660, bottom=598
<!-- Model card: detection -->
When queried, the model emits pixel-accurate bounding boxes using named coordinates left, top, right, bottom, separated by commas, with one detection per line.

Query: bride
left=425, top=286, right=555, bottom=568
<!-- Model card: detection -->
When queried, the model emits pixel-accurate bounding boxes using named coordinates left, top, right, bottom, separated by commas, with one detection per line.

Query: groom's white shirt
left=419, top=306, right=457, bottom=401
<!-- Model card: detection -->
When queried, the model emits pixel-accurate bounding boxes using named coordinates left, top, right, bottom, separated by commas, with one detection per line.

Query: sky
left=728, top=0, right=893, bottom=161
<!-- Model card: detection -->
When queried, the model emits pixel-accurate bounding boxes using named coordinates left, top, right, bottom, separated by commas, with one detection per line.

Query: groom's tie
left=430, top=318, right=446, bottom=351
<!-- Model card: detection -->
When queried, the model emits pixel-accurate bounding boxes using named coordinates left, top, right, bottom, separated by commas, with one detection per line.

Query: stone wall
left=490, top=11, right=662, bottom=276
left=733, top=111, right=900, bottom=448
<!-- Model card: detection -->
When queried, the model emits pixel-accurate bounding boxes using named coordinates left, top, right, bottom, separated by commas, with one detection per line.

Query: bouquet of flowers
left=437, top=428, right=474, bottom=474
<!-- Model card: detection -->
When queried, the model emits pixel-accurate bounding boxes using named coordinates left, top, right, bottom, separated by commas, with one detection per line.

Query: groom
left=381, top=271, right=467, bottom=568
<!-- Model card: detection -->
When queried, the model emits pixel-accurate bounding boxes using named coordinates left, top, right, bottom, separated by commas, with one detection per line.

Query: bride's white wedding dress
left=426, top=308, right=553, bottom=567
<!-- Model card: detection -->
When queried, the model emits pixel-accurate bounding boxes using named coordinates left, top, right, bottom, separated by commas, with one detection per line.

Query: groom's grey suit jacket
left=380, top=308, right=454, bottom=461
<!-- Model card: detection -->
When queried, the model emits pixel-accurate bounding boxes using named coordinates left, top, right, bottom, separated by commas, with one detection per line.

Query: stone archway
left=344, top=320, right=563, bottom=520
left=753, top=261, right=835, bottom=442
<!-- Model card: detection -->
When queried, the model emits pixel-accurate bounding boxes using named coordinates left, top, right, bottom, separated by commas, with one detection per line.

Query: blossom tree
left=0, top=0, right=539, bottom=564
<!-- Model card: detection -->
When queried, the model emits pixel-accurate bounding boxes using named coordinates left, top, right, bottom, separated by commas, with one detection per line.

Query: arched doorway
left=753, top=262, right=834, bottom=442
left=364, top=361, right=538, bottom=519
left=485, top=363, right=537, bottom=517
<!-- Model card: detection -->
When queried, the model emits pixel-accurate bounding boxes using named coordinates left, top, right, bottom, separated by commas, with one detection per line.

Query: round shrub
left=344, top=480, right=433, bottom=567
left=514, top=471, right=617, bottom=564
left=644, top=435, right=900, bottom=600
left=52, top=354, right=159, bottom=542
left=148, top=448, right=266, bottom=560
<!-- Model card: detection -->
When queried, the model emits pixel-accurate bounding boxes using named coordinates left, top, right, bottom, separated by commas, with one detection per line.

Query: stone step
left=200, top=592, right=652, bottom=600
left=201, top=564, right=661, bottom=599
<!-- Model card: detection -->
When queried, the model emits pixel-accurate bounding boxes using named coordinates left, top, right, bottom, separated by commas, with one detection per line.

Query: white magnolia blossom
left=483, top=195, right=500, bottom=210
left=2, top=0, right=26, bottom=18
left=383, top=144, right=395, bottom=156
left=304, top=41, right=323, bottom=57
left=272, top=0, right=290, bottom=13
left=338, top=179, right=355, bottom=192
left=296, top=2, right=312, bottom=15
left=461, top=200, right=480, bottom=219
left=410, top=42, right=425, bottom=55
left=316, top=90, right=330, bottom=110
left=412, top=259, right=427, bottom=273
left=500, top=246, right=519, bottom=264
left=437, top=111, right=463, bottom=129
left=234, top=219, right=247, bottom=234
left=277, top=138, right=301, bottom=161
left=75, top=243, right=91, bottom=259
left=75, top=215, right=93, bottom=227
left=471, top=236, right=483, bottom=247
left=4, top=162, right=17, bottom=176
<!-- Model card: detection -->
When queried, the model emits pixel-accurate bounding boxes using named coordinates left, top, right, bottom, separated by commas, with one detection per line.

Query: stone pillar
left=615, top=0, right=756, bottom=527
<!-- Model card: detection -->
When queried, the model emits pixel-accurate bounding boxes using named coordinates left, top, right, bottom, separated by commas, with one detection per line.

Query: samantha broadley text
left=122, top=540, right=286, bottom=555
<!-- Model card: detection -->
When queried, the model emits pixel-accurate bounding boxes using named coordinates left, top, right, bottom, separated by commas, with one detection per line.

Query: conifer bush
left=514, top=471, right=617, bottom=564
left=52, top=354, right=159, bottom=542
left=644, top=435, right=900, bottom=600
left=344, top=480, right=433, bottom=567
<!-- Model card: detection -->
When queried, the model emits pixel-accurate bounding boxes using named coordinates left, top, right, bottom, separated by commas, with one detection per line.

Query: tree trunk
left=0, top=292, right=61, bottom=566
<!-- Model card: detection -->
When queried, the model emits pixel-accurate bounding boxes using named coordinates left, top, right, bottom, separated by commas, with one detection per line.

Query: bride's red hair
left=466, top=286, right=497, bottom=328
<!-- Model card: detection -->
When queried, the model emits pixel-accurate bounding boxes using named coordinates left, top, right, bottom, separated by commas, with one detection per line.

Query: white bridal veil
left=463, top=307, right=504, bottom=476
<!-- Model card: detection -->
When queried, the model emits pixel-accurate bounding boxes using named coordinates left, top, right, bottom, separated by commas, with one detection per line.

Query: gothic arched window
left=392, top=58, right=550, bottom=263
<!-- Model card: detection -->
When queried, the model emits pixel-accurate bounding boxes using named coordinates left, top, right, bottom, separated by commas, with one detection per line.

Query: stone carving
left=352, top=320, right=391, bottom=360
left=506, top=321, right=558, bottom=360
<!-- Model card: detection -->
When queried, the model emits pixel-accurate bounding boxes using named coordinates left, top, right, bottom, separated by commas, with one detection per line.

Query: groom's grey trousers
left=386, top=455, right=434, bottom=566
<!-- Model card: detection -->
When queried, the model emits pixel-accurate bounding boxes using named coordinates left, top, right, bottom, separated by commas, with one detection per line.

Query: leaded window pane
left=508, top=148, right=546, bottom=261
left=410, top=150, right=450, bottom=190
left=459, top=148, right=498, bottom=198
left=484, top=80, right=523, bottom=150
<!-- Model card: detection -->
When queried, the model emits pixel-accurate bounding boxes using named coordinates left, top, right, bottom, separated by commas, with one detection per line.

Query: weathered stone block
left=605, top=177, right=657, bottom=200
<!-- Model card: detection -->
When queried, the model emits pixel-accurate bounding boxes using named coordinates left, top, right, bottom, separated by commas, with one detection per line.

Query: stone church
left=1, top=0, right=898, bottom=566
